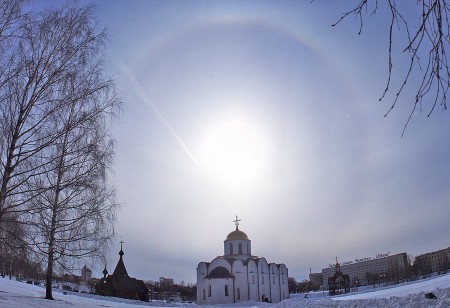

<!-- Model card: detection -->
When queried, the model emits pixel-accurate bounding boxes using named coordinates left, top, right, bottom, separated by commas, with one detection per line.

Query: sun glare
left=197, top=114, right=272, bottom=187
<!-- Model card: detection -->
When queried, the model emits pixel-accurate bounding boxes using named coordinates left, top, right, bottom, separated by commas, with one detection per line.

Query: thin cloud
left=114, top=57, right=200, bottom=166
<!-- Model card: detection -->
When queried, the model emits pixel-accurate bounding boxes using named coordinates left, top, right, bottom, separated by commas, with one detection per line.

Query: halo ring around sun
left=120, top=15, right=363, bottom=188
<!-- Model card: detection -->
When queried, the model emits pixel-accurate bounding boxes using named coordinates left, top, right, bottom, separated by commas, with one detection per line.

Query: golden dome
left=225, top=229, right=249, bottom=241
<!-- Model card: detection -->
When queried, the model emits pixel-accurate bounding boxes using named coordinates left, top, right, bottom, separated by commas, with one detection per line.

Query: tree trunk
left=45, top=130, right=68, bottom=300
left=45, top=188, right=59, bottom=300
left=45, top=188, right=60, bottom=300
left=45, top=246, right=54, bottom=300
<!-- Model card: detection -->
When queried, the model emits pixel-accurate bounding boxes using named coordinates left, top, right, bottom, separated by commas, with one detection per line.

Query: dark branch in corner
left=331, top=0, right=450, bottom=136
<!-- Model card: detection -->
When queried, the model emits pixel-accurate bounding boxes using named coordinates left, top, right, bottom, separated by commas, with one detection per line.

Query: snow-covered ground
left=1, top=274, right=450, bottom=307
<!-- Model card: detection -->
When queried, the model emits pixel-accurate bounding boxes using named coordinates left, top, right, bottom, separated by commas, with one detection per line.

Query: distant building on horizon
left=196, top=216, right=289, bottom=305
left=308, top=272, right=323, bottom=289
left=61, top=273, right=80, bottom=284
left=81, top=265, right=92, bottom=284
left=415, top=247, right=450, bottom=275
left=321, top=252, right=409, bottom=288
left=159, top=277, right=174, bottom=288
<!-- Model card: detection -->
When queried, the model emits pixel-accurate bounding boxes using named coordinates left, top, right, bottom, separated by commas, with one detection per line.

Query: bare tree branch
left=330, top=0, right=450, bottom=135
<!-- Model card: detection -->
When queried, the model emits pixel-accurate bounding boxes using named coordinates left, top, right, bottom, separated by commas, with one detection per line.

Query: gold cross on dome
left=233, top=215, right=241, bottom=230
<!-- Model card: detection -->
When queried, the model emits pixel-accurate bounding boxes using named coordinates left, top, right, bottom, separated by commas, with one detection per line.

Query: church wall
left=257, top=258, right=270, bottom=302
left=247, top=260, right=259, bottom=301
left=198, top=259, right=235, bottom=305
left=279, top=264, right=289, bottom=300
left=231, top=260, right=248, bottom=302
left=269, top=263, right=281, bottom=303
left=196, top=262, right=208, bottom=303
left=204, top=278, right=234, bottom=305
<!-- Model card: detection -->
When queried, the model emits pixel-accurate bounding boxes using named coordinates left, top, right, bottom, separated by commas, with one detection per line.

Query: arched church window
left=230, top=243, right=233, bottom=254
left=262, top=275, right=265, bottom=284
left=208, top=285, right=211, bottom=297
left=273, top=275, right=275, bottom=285
left=237, top=287, right=240, bottom=300
left=225, top=285, right=229, bottom=296
left=252, top=275, right=255, bottom=284
left=203, top=289, right=206, bottom=300
left=238, top=243, right=243, bottom=254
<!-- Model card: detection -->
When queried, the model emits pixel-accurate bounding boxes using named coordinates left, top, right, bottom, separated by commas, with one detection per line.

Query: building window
left=273, top=275, right=275, bottom=285
left=230, top=243, right=233, bottom=254
left=238, top=243, right=243, bottom=254
left=208, top=285, right=211, bottom=297
left=252, top=275, right=255, bottom=284
left=237, top=287, right=240, bottom=300
left=203, top=289, right=206, bottom=300
left=225, top=285, right=229, bottom=296
left=262, top=276, right=265, bottom=284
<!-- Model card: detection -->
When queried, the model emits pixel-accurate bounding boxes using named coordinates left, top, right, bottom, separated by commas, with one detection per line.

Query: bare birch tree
left=331, top=1, right=450, bottom=135
left=0, top=3, right=103, bottom=241
left=0, top=0, right=30, bottom=266
left=26, top=90, right=118, bottom=300
left=0, top=2, right=121, bottom=299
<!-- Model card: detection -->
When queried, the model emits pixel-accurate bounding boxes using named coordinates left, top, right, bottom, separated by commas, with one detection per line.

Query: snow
left=1, top=274, right=450, bottom=307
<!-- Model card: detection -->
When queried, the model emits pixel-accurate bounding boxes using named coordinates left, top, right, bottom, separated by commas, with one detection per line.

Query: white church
left=196, top=217, right=289, bottom=304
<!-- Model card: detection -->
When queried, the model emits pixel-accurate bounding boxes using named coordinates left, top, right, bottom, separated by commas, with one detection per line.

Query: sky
left=31, top=1, right=450, bottom=283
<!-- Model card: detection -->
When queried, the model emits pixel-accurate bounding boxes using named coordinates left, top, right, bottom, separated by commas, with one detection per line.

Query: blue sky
left=32, top=1, right=450, bottom=283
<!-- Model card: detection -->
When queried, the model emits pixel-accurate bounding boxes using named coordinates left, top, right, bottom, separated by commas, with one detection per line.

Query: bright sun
left=197, top=113, right=272, bottom=187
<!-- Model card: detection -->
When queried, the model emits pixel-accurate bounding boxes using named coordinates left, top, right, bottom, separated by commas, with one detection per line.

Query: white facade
left=196, top=222, right=289, bottom=304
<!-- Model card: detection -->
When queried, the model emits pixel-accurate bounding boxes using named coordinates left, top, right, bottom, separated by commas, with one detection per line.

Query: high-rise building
left=415, top=247, right=450, bottom=275
left=321, top=253, right=408, bottom=288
